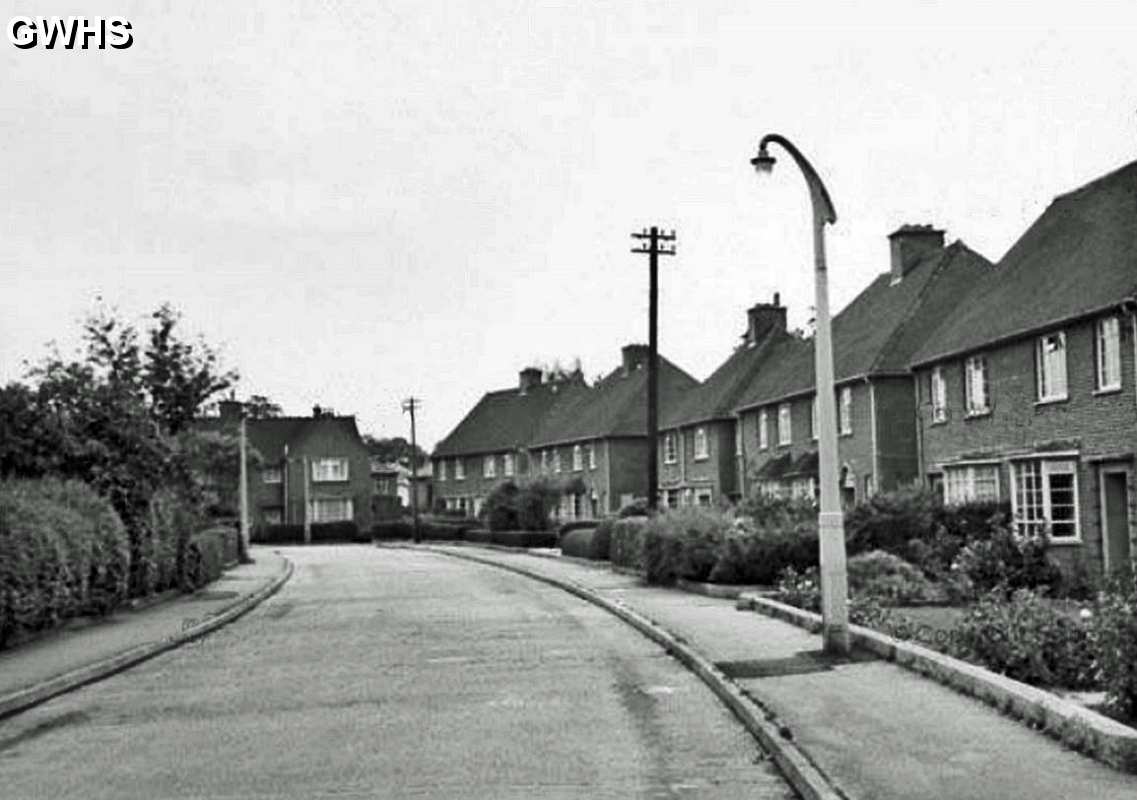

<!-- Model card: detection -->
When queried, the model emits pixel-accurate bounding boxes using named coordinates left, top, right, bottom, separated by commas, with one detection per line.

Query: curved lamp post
left=751, top=134, right=849, bottom=655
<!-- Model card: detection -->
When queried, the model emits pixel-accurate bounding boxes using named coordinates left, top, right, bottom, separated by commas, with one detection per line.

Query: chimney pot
left=745, top=295, right=788, bottom=346
left=621, top=344, right=650, bottom=374
left=518, top=367, right=542, bottom=394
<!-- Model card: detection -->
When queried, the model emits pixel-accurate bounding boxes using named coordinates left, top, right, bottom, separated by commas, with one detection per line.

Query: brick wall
left=657, top=420, right=738, bottom=504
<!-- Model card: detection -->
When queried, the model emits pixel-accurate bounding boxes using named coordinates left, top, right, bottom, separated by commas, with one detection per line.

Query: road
left=0, top=546, right=795, bottom=799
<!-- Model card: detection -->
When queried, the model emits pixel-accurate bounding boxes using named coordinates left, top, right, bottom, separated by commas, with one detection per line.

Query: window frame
left=553, top=448, right=562, bottom=473
left=483, top=454, right=495, bottom=478
left=810, top=396, right=819, bottom=441
left=262, top=466, right=282, bottom=485
left=930, top=366, right=947, bottom=423
left=587, top=443, right=596, bottom=470
left=437, top=460, right=446, bottom=482
left=309, top=496, right=353, bottom=523
left=572, top=444, right=583, bottom=471
left=839, top=386, right=852, bottom=435
left=942, top=463, right=1000, bottom=505
left=311, top=457, right=349, bottom=483
left=1036, top=331, right=1069, bottom=403
left=777, top=403, right=792, bottom=446
left=964, top=355, right=990, bottom=416
left=693, top=427, right=709, bottom=461
left=1010, top=458, right=1080, bottom=542
left=1096, top=316, right=1122, bottom=392
left=454, top=458, right=465, bottom=481
left=503, top=453, right=514, bottom=477
left=663, top=432, right=678, bottom=464
left=758, top=409, right=769, bottom=450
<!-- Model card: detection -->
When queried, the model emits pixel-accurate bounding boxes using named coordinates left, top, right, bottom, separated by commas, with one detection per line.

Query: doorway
left=1101, top=467, right=1132, bottom=578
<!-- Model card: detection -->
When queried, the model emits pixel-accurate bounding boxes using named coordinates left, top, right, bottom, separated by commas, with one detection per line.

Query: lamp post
left=751, top=134, right=849, bottom=655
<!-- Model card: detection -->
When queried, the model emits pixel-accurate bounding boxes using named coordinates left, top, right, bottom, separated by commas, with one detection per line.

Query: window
left=778, top=403, right=792, bottom=446
left=1010, top=459, right=1079, bottom=540
left=695, top=489, right=713, bottom=507
left=503, top=453, right=514, bottom=477
left=262, top=466, right=282, bottom=484
left=541, top=450, right=549, bottom=472
left=964, top=356, right=990, bottom=416
left=943, top=464, right=1000, bottom=504
left=666, top=490, right=680, bottom=509
left=663, top=432, right=678, bottom=464
left=931, top=367, right=947, bottom=422
left=310, top=497, right=353, bottom=523
left=1036, top=331, right=1068, bottom=402
left=437, top=460, right=446, bottom=482
left=572, top=444, right=583, bottom=471
left=693, top=427, right=709, bottom=460
left=810, top=397, right=819, bottom=441
left=311, top=458, right=349, bottom=482
left=263, top=508, right=282, bottom=525
left=1097, top=316, right=1121, bottom=391
left=454, top=458, right=465, bottom=480
left=758, top=409, right=769, bottom=450
left=587, top=443, right=596, bottom=470
left=553, top=449, right=562, bottom=473
left=483, top=455, right=495, bottom=478
left=839, top=386, right=852, bottom=435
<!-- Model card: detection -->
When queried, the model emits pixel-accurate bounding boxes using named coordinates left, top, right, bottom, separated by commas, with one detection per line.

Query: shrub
left=517, top=477, right=561, bottom=531
left=847, top=550, right=941, bottom=606
left=371, top=519, right=468, bottom=541
left=309, top=521, right=364, bottom=543
left=481, top=481, right=521, bottom=531
left=465, top=528, right=493, bottom=544
left=489, top=530, right=558, bottom=548
left=617, top=498, right=649, bottom=518
left=949, top=588, right=1096, bottom=689
left=707, top=516, right=819, bottom=585
left=609, top=518, right=648, bottom=570
left=774, top=566, right=820, bottom=611
left=641, top=507, right=733, bottom=585
left=558, top=519, right=600, bottom=538
left=735, top=492, right=815, bottom=528
left=951, top=523, right=1061, bottom=598
left=1090, top=574, right=1137, bottom=720
left=140, top=488, right=204, bottom=595
left=184, top=529, right=225, bottom=589
left=560, top=527, right=609, bottom=560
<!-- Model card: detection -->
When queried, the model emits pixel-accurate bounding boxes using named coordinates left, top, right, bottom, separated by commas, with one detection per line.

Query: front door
left=1102, top=468, right=1132, bottom=578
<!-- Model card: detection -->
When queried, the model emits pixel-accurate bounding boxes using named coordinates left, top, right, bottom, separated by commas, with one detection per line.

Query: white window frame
left=454, top=458, right=465, bottom=480
left=695, top=488, right=713, bottom=507
left=311, top=457, right=349, bottom=482
left=309, top=497, right=353, bottom=523
left=663, top=432, right=678, bottom=464
left=1010, top=458, right=1080, bottom=541
left=1097, top=316, right=1122, bottom=392
left=942, top=463, right=1000, bottom=505
left=758, top=409, right=769, bottom=450
left=553, top=449, right=562, bottom=473
left=810, top=397, right=819, bottom=441
left=931, top=367, right=947, bottom=423
left=541, top=450, right=549, bottom=473
left=964, top=355, right=990, bottom=416
left=572, top=444, right=583, bottom=471
left=839, top=386, right=852, bottom=435
left=777, top=403, right=792, bottom=446
left=693, top=427, right=709, bottom=461
left=262, top=466, right=282, bottom=484
left=437, top=460, right=446, bottom=482
left=483, top=455, right=495, bottom=478
left=503, top=453, right=514, bottom=477
left=587, top=443, right=596, bottom=470
left=1036, top=331, right=1068, bottom=402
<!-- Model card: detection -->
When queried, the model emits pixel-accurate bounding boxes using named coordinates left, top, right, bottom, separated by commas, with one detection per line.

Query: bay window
left=1010, top=458, right=1079, bottom=540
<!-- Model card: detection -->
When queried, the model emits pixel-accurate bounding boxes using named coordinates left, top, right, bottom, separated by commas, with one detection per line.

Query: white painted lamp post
left=751, top=134, right=850, bottom=655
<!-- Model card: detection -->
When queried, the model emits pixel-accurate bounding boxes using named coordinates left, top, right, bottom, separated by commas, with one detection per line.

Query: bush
left=617, top=498, right=649, bottom=518
left=482, top=481, right=521, bottom=531
left=517, top=478, right=560, bottom=531
left=558, top=519, right=600, bottom=538
left=641, top=507, right=733, bottom=585
left=257, top=524, right=305, bottom=543
left=948, top=588, right=1096, bottom=689
left=560, top=527, right=607, bottom=560
left=465, top=528, right=493, bottom=544
left=1090, top=575, right=1137, bottom=720
left=951, top=524, right=1061, bottom=598
left=735, top=492, right=815, bottom=528
left=847, top=550, right=941, bottom=606
left=774, top=566, right=821, bottom=612
left=489, top=530, right=558, bottom=548
left=371, top=519, right=469, bottom=541
left=609, top=517, right=648, bottom=570
left=184, top=529, right=225, bottom=589
left=0, top=479, right=131, bottom=646
left=707, top=516, right=819, bottom=585
left=309, top=521, right=364, bottom=543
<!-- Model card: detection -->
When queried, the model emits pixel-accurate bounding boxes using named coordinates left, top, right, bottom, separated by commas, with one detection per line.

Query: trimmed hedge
left=465, top=528, right=493, bottom=544
left=371, top=520, right=470, bottom=541
left=609, top=518, right=648, bottom=570
left=559, top=527, right=612, bottom=560
left=558, top=519, right=601, bottom=538
left=0, top=479, right=131, bottom=646
left=185, top=529, right=225, bottom=589
left=489, top=530, right=557, bottom=548
left=257, top=521, right=369, bottom=544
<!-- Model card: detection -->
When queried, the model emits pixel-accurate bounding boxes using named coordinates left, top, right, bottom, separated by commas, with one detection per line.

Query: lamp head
left=750, top=146, right=776, bottom=174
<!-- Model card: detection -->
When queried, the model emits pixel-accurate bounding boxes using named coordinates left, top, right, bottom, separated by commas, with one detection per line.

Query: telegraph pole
left=402, top=397, right=422, bottom=543
left=630, top=226, right=676, bottom=511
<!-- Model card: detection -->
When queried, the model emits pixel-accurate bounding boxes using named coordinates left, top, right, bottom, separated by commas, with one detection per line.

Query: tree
left=244, top=394, right=283, bottom=418
left=362, top=435, right=428, bottom=467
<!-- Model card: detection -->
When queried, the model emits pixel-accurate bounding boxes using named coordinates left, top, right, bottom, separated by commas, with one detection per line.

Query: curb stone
left=0, top=554, right=294, bottom=722
left=737, top=592, right=1137, bottom=773
left=407, top=544, right=848, bottom=800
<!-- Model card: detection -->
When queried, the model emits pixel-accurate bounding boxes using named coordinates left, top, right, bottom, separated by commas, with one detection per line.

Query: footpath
left=421, top=543, right=1137, bottom=800
left=0, top=546, right=291, bottom=719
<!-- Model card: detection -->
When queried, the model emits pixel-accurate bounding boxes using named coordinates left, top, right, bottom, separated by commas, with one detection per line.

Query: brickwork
left=657, top=420, right=738, bottom=506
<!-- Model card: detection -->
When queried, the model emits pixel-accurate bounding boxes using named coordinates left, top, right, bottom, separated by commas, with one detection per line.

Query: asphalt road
left=0, top=546, right=795, bottom=799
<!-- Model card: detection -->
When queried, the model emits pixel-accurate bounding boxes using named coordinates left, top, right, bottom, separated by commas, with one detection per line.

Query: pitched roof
left=911, top=160, right=1137, bottom=366
left=431, top=378, right=588, bottom=458
left=735, top=241, right=992, bottom=410
left=194, top=414, right=365, bottom=460
left=529, top=355, right=698, bottom=447
left=661, top=331, right=788, bottom=429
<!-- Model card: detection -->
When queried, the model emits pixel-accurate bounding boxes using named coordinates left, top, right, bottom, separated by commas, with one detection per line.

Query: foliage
left=617, top=498, right=649, bottom=518
left=489, top=530, right=558, bottom=548
left=1089, top=574, right=1137, bottom=720
left=847, top=550, right=941, bottom=606
left=774, top=566, right=821, bottom=612
left=608, top=518, right=648, bottom=570
left=951, top=523, right=1061, bottom=599
left=243, top=394, right=283, bottom=418
left=0, top=479, right=131, bottom=647
left=642, top=507, right=734, bottom=585
left=560, top=527, right=611, bottom=560
left=482, top=480, right=522, bottom=531
left=361, top=435, right=429, bottom=468
left=140, top=487, right=206, bottom=595
left=370, top=519, right=470, bottom=541
left=184, top=529, right=225, bottom=589
left=734, top=491, right=816, bottom=528
left=477, top=477, right=563, bottom=532
left=557, top=519, right=598, bottom=537
left=948, top=588, right=1096, bottom=689
left=708, top=515, right=819, bottom=586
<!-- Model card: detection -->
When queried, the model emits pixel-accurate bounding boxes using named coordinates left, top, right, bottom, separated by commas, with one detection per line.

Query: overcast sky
left=3, top=1, right=1136, bottom=449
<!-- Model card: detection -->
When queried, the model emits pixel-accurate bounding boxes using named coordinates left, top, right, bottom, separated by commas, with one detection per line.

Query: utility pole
left=238, top=409, right=251, bottom=562
left=630, top=226, right=676, bottom=511
left=402, top=397, right=422, bottom=543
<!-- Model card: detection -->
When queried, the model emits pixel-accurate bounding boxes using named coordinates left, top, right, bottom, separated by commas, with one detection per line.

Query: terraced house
left=528, top=344, right=698, bottom=518
left=734, top=225, right=993, bottom=506
left=431, top=367, right=588, bottom=516
left=656, top=296, right=790, bottom=508
left=910, top=161, right=1137, bottom=579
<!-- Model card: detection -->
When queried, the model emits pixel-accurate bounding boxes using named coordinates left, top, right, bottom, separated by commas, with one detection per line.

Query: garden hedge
left=257, top=521, right=370, bottom=544
left=371, top=519, right=470, bottom=541
left=559, top=527, right=611, bottom=560
left=609, top=517, right=648, bottom=570
left=489, top=530, right=558, bottom=548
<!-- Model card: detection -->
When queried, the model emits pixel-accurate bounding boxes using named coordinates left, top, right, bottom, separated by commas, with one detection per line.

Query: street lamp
left=751, top=134, right=850, bottom=655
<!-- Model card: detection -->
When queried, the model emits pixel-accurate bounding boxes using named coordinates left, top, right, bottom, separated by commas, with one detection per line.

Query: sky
left=3, top=1, right=1136, bottom=450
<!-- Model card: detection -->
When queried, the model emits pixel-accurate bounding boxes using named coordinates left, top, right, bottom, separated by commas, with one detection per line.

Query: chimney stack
left=621, top=343, right=650, bottom=374
left=888, top=224, right=944, bottom=285
left=518, top=367, right=542, bottom=394
left=745, top=293, right=787, bottom=346
left=219, top=399, right=243, bottom=425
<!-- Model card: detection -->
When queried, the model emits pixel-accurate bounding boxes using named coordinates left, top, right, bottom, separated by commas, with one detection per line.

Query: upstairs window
left=262, top=466, right=282, bottom=484
left=483, top=455, right=495, bottom=478
left=553, top=449, right=562, bottom=473
left=777, top=403, right=792, bottom=446
left=839, top=386, right=852, bottom=435
left=693, top=427, right=709, bottom=460
left=311, top=458, right=349, bottom=482
left=437, top=460, right=446, bottom=482
left=572, top=444, right=583, bottom=471
left=964, top=356, right=990, bottom=416
left=931, top=367, right=947, bottom=423
left=587, top=443, right=596, bottom=470
left=1036, top=331, right=1068, bottom=402
left=1097, top=316, right=1121, bottom=391
left=503, top=453, right=514, bottom=477
left=758, top=409, right=769, bottom=450
left=454, top=458, right=465, bottom=480
left=541, top=450, right=549, bottom=472
left=663, top=432, right=678, bottom=464
left=810, top=397, right=819, bottom=441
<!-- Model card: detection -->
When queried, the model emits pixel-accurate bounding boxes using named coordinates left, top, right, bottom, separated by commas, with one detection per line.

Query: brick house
left=431, top=368, right=588, bottom=516
left=656, top=296, right=791, bottom=508
left=213, top=401, right=374, bottom=534
left=910, top=161, right=1137, bottom=578
left=528, top=344, right=698, bottom=518
left=733, top=226, right=993, bottom=507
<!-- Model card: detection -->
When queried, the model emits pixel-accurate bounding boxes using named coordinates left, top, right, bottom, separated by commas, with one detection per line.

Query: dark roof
left=661, top=332, right=788, bottom=429
left=911, top=160, right=1137, bottom=366
left=736, top=241, right=992, bottom=410
left=432, top=378, right=588, bottom=458
left=530, top=355, right=698, bottom=447
left=194, top=415, right=365, bottom=460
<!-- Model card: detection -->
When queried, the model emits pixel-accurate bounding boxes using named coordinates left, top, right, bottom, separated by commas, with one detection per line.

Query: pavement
left=421, top=543, right=1137, bottom=800
left=0, top=545, right=796, bottom=799
left=0, top=546, right=290, bottom=717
